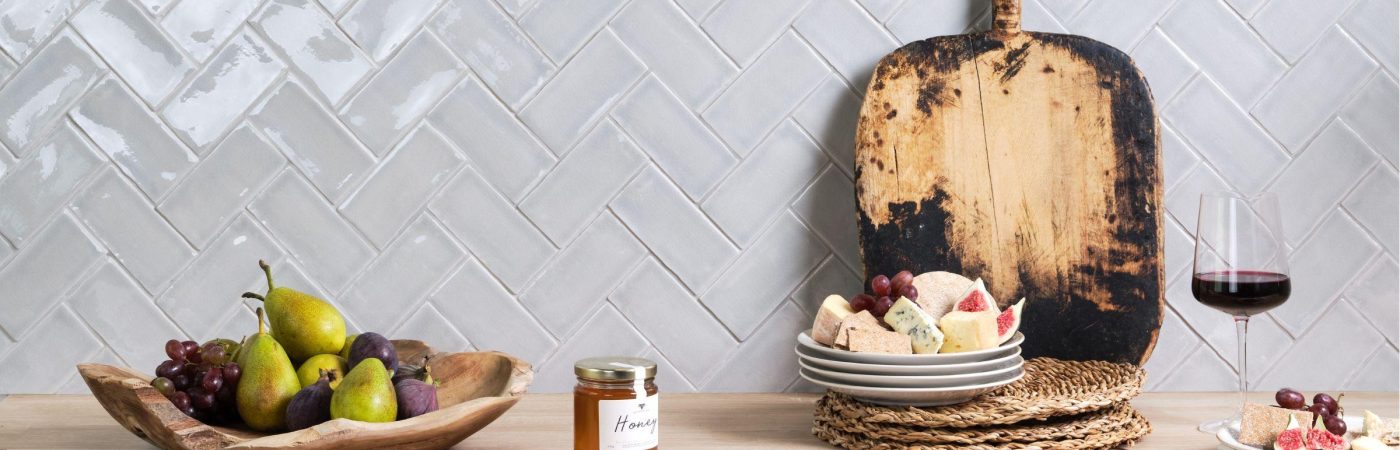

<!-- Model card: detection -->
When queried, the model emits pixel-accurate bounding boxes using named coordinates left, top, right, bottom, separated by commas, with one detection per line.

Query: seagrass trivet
left=818, top=401, right=1140, bottom=445
left=812, top=406, right=1151, bottom=450
left=823, top=358, right=1144, bottom=428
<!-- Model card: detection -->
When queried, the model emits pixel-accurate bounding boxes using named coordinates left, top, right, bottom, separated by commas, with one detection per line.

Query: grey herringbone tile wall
left=0, top=0, right=1394, bottom=395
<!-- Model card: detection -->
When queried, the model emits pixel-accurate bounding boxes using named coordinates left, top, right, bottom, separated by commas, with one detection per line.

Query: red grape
left=1323, top=414, right=1346, bottom=435
left=891, top=271, right=913, bottom=293
left=165, top=339, right=187, bottom=361
left=1276, top=388, right=1305, bottom=409
left=189, top=387, right=215, bottom=411
left=202, top=368, right=223, bottom=393
left=156, top=360, right=182, bottom=379
left=222, top=363, right=241, bottom=385
left=1313, top=393, right=1338, bottom=412
left=202, top=344, right=226, bottom=366
left=870, top=275, right=891, bottom=297
left=873, top=296, right=894, bottom=317
left=170, top=391, right=191, bottom=410
left=172, top=373, right=192, bottom=391
left=1308, top=403, right=1332, bottom=419
left=151, top=377, right=175, bottom=397
left=898, top=284, right=918, bottom=301
left=181, top=340, right=199, bottom=356
left=849, top=294, right=875, bottom=313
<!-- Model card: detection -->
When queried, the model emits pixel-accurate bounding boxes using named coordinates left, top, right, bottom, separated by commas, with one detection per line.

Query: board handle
left=993, top=0, right=1021, bottom=35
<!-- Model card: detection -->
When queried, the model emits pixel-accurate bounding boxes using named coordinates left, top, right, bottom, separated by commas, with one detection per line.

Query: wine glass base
left=1198, top=415, right=1241, bottom=434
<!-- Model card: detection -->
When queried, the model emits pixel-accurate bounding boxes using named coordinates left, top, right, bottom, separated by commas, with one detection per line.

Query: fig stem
left=258, top=259, right=274, bottom=292
left=242, top=292, right=265, bottom=301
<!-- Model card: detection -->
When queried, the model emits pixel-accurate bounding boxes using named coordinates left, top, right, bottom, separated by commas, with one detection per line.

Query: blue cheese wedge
left=882, top=297, right=945, bottom=354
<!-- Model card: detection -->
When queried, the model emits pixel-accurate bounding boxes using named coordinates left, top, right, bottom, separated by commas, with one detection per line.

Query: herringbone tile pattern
left=0, top=0, right=1393, bottom=394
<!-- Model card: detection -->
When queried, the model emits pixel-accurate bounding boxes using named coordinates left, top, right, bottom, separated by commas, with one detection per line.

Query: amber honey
left=574, top=357, right=659, bottom=450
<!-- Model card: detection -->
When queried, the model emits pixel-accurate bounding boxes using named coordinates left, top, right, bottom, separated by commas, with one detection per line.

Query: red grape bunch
left=1276, top=387, right=1348, bottom=435
left=152, top=339, right=242, bottom=424
left=850, top=270, right=918, bottom=321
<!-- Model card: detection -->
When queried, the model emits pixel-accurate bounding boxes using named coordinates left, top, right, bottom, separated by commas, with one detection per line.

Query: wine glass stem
left=1235, top=316, right=1250, bottom=412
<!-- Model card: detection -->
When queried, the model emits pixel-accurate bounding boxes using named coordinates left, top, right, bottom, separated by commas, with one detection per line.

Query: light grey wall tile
left=1272, top=121, right=1379, bottom=245
left=701, top=0, right=811, bottom=67
left=701, top=213, right=826, bottom=339
left=1131, top=29, right=1197, bottom=103
left=520, top=121, right=646, bottom=245
left=1341, top=0, right=1398, bottom=73
left=428, top=77, right=555, bottom=202
left=430, top=258, right=556, bottom=365
left=533, top=304, right=648, bottom=392
left=0, top=31, right=105, bottom=154
left=703, top=33, right=829, bottom=154
left=430, top=165, right=555, bottom=292
left=1159, top=0, right=1287, bottom=106
left=431, top=0, right=555, bottom=110
left=520, top=30, right=645, bottom=154
left=339, top=126, right=464, bottom=248
left=793, top=75, right=860, bottom=178
left=1252, top=29, right=1377, bottom=152
left=0, top=305, right=100, bottom=394
left=339, top=216, right=465, bottom=332
left=703, top=302, right=806, bottom=392
left=611, top=0, right=737, bottom=109
left=252, top=0, right=373, bottom=103
left=162, top=31, right=285, bottom=150
left=0, top=0, right=83, bottom=61
left=703, top=122, right=825, bottom=246
left=792, top=166, right=860, bottom=270
left=613, top=259, right=738, bottom=386
left=248, top=169, right=375, bottom=292
left=0, top=123, right=102, bottom=244
left=70, top=0, right=194, bottom=105
left=1346, top=256, right=1399, bottom=345
left=611, top=75, right=736, bottom=199
left=611, top=168, right=738, bottom=291
left=1164, top=77, right=1288, bottom=192
left=158, top=216, right=285, bottom=337
left=1067, top=0, right=1173, bottom=50
left=250, top=81, right=376, bottom=202
left=70, top=78, right=198, bottom=200
left=66, top=261, right=185, bottom=374
left=0, top=214, right=104, bottom=339
left=340, top=31, right=465, bottom=155
left=884, top=0, right=985, bottom=43
left=391, top=302, right=472, bottom=353
left=1273, top=214, right=1380, bottom=334
left=521, top=214, right=645, bottom=336
left=1260, top=302, right=1385, bottom=390
left=338, top=0, right=443, bottom=62
left=1252, top=0, right=1357, bottom=62
left=790, top=256, right=861, bottom=315
left=1341, top=73, right=1399, bottom=166
left=70, top=169, right=195, bottom=293
left=1343, top=166, right=1399, bottom=255
left=161, top=0, right=261, bottom=62
left=792, top=0, right=897, bottom=92
left=158, top=125, right=286, bottom=249
left=1345, top=344, right=1399, bottom=391
left=518, top=0, right=628, bottom=64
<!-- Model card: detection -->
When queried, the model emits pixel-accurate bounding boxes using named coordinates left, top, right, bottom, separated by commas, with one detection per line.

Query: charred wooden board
left=854, top=0, right=1163, bottom=365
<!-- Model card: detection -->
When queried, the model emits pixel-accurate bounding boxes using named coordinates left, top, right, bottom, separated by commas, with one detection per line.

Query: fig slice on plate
left=953, top=278, right=999, bottom=314
left=995, top=298, right=1024, bottom=344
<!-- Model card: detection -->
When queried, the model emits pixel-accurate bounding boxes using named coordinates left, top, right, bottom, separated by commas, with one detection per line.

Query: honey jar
left=574, top=357, right=659, bottom=450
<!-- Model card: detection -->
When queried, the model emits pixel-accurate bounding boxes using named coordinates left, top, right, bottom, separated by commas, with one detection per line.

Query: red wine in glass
left=1191, top=270, right=1291, bottom=317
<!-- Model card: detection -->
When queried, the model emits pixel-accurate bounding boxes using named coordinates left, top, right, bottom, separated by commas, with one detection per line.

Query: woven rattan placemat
left=813, top=404, right=1151, bottom=450
left=821, top=358, right=1145, bottom=428
left=818, top=401, right=1141, bottom=445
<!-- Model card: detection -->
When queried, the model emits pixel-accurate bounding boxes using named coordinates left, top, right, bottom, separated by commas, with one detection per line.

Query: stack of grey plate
left=795, top=330, right=1026, bottom=407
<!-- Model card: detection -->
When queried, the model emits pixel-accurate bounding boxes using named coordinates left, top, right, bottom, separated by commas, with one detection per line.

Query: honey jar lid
left=574, top=356, right=657, bottom=381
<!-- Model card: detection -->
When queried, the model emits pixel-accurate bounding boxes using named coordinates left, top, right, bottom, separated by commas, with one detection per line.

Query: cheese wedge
left=810, top=295, right=854, bottom=346
left=846, top=328, right=912, bottom=354
left=883, top=297, right=945, bottom=354
left=833, top=310, right=882, bottom=348
left=938, top=310, right=999, bottom=353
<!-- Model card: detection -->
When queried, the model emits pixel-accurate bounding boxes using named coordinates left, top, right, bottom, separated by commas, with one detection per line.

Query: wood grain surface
left=854, top=0, right=1163, bottom=365
left=3, top=392, right=1396, bottom=449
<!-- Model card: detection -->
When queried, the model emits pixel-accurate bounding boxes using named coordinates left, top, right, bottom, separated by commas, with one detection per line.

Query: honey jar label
left=597, top=394, right=659, bottom=449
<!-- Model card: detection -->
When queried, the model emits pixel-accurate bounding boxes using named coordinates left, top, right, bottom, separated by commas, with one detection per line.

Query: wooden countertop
left=0, top=393, right=1395, bottom=449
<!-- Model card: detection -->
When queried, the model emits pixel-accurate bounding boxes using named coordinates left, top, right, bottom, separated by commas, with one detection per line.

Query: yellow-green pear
left=330, top=358, right=397, bottom=423
left=243, top=260, right=346, bottom=361
left=236, top=308, right=301, bottom=431
left=339, top=333, right=359, bottom=360
left=297, top=354, right=348, bottom=389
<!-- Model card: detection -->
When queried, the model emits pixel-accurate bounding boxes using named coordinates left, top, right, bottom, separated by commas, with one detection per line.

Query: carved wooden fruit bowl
left=77, top=340, right=533, bottom=450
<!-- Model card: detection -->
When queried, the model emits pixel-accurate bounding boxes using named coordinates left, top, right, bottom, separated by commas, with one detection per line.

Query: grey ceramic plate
left=799, top=367, right=1024, bottom=407
left=797, top=357, right=1023, bottom=388
left=796, top=345, right=1023, bottom=375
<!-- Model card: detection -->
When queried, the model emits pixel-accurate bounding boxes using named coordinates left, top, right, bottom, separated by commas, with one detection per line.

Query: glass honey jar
left=574, top=357, right=659, bottom=450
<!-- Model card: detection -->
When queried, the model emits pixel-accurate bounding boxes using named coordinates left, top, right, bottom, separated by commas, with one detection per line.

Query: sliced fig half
left=953, top=278, right=999, bottom=314
left=995, top=298, right=1024, bottom=344
left=1274, top=415, right=1307, bottom=450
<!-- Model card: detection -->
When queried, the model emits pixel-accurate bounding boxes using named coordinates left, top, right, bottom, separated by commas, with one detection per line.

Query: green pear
left=339, top=333, right=359, bottom=360
left=330, top=358, right=397, bottom=423
left=297, top=354, right=348, bottom=390
left=243, top=260, right=346, bottom=361
left=236, top=308, right=302, bottom=431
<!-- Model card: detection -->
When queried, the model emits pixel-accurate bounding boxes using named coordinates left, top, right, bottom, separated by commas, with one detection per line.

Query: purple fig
left=392, top=355, right=432, bottom=385
left=286, top=370, right=335, bottom=431
left=348, top=332, right=398, bottom=373
left=394, top=361, right=438, bottom=420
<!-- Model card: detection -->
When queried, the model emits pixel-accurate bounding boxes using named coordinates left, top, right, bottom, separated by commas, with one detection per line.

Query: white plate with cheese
left=797, top=358, right=1022, bottom=388
left=795, top=345, right=1023, bottom=375
left=798, top=329, right=1023, bottom=365
left=799, top=367, right=1025, bottom=407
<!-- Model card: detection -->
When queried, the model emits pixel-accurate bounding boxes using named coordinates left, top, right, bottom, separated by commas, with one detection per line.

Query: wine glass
left=1192, top=192, right=1292, bottom=434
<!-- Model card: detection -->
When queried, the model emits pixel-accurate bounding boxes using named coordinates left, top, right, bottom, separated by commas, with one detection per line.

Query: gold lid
left=574, top=356, right=657, bottom=381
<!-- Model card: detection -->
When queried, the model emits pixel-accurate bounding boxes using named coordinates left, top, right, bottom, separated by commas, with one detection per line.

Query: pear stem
left=242, top=292, right=265, bottom=301
left=255, top=307, right=266, bottom=334
left=258, top=259, right=275, bottom=292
